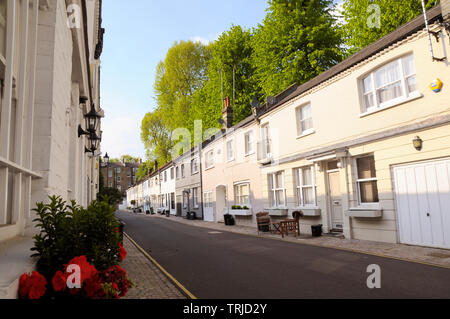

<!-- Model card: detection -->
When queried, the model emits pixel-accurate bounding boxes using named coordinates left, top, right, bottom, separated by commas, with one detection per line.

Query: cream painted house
left=253, top=4, right=450, bottom=248
left=201, top=106, right=265, bottom=226
left=0, top=0, right=104, bottom=298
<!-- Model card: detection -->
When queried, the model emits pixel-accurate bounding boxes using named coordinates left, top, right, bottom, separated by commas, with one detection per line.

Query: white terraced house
left=0, top=0, right=104, bottom=298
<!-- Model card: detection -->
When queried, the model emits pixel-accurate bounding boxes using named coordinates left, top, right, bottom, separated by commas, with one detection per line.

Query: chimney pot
left=222, top=97, right=233, bottom=129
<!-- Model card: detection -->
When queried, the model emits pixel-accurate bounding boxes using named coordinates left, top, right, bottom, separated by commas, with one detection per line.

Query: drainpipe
left=199, top=143, right=204, bottom=220
left=343, top=156, right=353, bottom=239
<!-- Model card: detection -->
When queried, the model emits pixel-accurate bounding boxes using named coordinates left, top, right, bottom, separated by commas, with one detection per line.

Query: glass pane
left=357, top=156, right=376, bottom=179
left=377, top=81, right=403, bottom=103
left=363, top=76, right=373, bottom=93
left=301, top=118, right=313, bottom=132
left=302, top=167, right=312, bottom=186
left=276, top=190, right=285, bottom=206
left=375, top=61, right=400, bottom=88
left=403, top=55, right=415, bottom=76
left=364, top=93, right=374, bottom=109
left=302, top=187, right=314, bottom=205
left=407, top=75, right=417, bottom=94
left=359, top=181, right=379, bottom=203
left=301, top=104, right=311, bottom=119
left=275, top=172, right=283, bottom=188
left=241, top=184, right=249, bottom=196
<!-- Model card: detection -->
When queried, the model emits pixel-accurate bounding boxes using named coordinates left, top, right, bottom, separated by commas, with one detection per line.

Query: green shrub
left=97, top=187, right=123, bottom=206
left=31, top=196, right=121, bottom=279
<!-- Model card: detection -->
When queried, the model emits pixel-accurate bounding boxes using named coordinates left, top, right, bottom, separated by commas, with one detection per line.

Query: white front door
left=393, top=158, right=450, bottom=249
left=327, top=167, right=344, bottom=231
left=215, top=185, right=227, bottom=223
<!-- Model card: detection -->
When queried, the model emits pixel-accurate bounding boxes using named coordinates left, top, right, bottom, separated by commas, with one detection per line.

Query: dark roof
left=257, top=5, right=443, bottom=117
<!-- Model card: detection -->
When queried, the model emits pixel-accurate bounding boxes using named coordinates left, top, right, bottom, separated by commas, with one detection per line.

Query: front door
left=215, top=185, right=227, bottom=223
left=327, top=163, right=343, bottom=231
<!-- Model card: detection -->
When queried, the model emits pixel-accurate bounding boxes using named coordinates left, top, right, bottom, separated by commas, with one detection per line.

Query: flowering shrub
left=19, top=272, right=47, bottom=300
left=20, top=196, right=132, bottom=299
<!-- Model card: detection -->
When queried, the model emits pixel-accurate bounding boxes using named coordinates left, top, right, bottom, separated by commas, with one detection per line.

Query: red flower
left=65, top=255, right=98, bottom=284
left=19, top=271, right=47, bottom=299
left=84, top=273, right=105, bottom=299
left=52, top=271, right=67, bottom=292
left=98, top=265, right=130, bottom=298
left=118, top=243, right=127, bottom=261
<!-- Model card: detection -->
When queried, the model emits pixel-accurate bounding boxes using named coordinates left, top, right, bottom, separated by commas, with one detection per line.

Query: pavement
left=117, top=210, right=450, bottom=299
left=121, top=233, right=186, bottom=299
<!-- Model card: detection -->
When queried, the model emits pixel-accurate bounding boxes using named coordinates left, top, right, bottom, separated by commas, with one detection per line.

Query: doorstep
left=0, top=236, right=37, bottom=299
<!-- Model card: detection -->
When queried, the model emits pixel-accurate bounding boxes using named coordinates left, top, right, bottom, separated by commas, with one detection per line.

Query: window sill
left=346, top=207, right=383, bottom=218
left=296, top=129, right=316, bottom=139
left=229, top=209, right=252, bottom=216
left=204, top=166, right=215, bottom=171
left=293, top=207, right=321, bottom=217
left=245, top=151, right=255, bottom=157
left=360, top=92, right=423, bottom=118
left=265, top=208, right=289, bottom=216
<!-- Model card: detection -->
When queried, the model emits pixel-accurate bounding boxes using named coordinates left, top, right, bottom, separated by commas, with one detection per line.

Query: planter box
left=266, top=208, right=288, bottom=217
left=293, top=208, right=321, bottom=217
left=230, top=209, right=252, bottom=216
left=346, top=209, right=383, bottom=218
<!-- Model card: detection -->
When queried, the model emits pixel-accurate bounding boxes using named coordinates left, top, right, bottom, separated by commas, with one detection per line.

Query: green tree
left=97, top=187, right=124, bottom=206
left=341, top=0, right=440, bottom=55
left=140, top=110, right=173, bottom=165
left=191, top=25, right=259, bottom=129
left=252, top=0, right=344, bottom=98
left=154, top=40, right=211, bottom=132
left=136, top=161, right=152, bottom=182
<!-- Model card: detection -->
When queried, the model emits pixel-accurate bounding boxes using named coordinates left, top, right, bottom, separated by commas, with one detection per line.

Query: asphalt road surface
left=116, top=211, right=450, bottom=299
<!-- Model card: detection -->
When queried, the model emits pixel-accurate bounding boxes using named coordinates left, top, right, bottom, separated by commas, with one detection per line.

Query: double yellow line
left=124, top=232, right=197, bottom=299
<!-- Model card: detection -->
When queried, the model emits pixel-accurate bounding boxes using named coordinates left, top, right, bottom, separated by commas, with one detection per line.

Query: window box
left=230, top=209, right=252, bottom=216
left=266, top=208, right=288, bottom=217
left=293, top=207, right=321, bottom=217
left=346, top=208, right=383, bottom=218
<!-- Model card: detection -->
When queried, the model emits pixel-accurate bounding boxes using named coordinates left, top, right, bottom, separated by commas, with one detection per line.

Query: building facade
left=126, top=4, right=449, bottom=251
left=173, top=145, right=203, bottom=219
left=0, top=0, right=104, bottom=298
left=254, top=4, right=450, bottom=247
left=101, top=160, right=139, bottom=195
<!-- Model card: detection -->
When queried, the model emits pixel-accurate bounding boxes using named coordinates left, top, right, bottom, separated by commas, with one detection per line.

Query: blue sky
left=100, top=0, right=270, bottom=159
left=100, top=0, right=343, bottom=160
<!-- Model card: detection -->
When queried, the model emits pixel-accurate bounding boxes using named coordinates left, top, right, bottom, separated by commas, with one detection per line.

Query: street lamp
left=103, top=152, right=110, bottom=165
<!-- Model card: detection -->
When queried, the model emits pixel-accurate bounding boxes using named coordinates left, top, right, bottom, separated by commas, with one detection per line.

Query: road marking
left=208, top=231, right=222, bottom=234
left=124, top=232, right=197, bottom=299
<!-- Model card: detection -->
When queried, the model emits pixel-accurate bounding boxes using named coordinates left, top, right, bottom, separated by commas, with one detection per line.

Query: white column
left=0, top=0, right=16, bottom=225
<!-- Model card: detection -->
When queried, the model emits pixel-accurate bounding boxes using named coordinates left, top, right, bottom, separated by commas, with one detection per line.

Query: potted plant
left=230, top=205, right=252, bottom=216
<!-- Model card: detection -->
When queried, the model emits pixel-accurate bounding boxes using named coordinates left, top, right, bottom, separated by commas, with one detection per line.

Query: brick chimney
left=154, top=160, right=158, bottom=172
left=442, top=0, right=450, bottom=22
left=222, top=97, right=233, bottom=129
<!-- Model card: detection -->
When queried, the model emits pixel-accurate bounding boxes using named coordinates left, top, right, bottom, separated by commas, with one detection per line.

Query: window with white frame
left=268, top=172, right=286, bottom=208
left=108, top=182, right=113, bottom=188
left=294, top=166, right=316, bottom=207
left=117, top=185, right=122, bottom=192
left=117, top=167, right=121, bottom=174
left=183, top=192, right=188, bottom=208
left=203, top=191, right=213, bottom=208
left=108, top=170, right=112, bottom=178
left=117, top=176, right=121, bottom=182
left=193, top=188, right=199, bottom=208
left=244, top=131, right=254, bottom=155
left=170, top=167, right=174, bottom=180
left=191, top=158, right=199, bottom=174
left=164, top=171, right=167, bottom=182
left=176, top=166, right=179, bottom=179
left=205, top=150, right=214, bottom=169
left=361, top=54, right=418, bottom=113
left=355, top=155, right=379, bottom=204
left=296, top=103, right=313, bottom=136
left=181, top=164, right=185, bottom=178
left=234, top=183, right=250, bottom=207
left=226, top=140, right=234, bottom=162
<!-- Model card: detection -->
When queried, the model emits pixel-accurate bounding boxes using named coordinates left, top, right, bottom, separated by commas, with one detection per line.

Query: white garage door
left=393, top=158, right=450, bottom=249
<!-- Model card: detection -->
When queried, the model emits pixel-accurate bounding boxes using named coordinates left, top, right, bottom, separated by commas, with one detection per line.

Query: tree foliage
left=191, top=25, right=259, bottom=129
left=140, top=110, right=173, bottom=165
left=340, top=0, right=440, bottom=55
left=136, top=161, right=152, bottom=182
left=251, top=0, right=344, bottom=97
